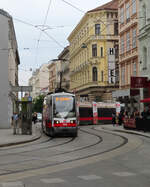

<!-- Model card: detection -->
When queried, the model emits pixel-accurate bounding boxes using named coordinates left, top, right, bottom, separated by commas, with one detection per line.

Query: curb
left=0, top=132, right=42, bottom=148
left=101, top=126, right=150, bottom=138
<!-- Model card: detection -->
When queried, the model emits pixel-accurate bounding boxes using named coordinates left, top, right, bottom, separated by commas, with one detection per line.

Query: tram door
left=20, top=101, right=32, bottom=135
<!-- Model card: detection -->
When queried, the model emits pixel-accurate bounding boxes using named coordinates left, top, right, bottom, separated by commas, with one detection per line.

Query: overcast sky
left=0, top=0, right=110, bottom=85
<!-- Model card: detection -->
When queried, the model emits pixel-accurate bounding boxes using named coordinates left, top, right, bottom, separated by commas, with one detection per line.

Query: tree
left=32, top=95, right=44, bottom=113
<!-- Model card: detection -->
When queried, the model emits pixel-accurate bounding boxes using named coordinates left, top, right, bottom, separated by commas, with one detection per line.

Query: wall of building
left=139, top=0, right=150, bottom=110
left=0, top=13, right=9, bottom=128
left=139, top=0, right=150, bottom=79
left=29, top=64, right=49, bottom=98
left=68, top=3, right=119, bottom=101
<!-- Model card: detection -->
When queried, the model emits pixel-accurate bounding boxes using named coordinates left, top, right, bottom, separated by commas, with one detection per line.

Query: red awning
left=140, top=98, right=150, bottom=103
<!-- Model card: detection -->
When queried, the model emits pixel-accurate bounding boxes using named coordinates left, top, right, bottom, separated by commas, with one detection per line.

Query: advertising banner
left=131, top=77, right=148, bottom=88
left=92, top=102, right=98, bottom=124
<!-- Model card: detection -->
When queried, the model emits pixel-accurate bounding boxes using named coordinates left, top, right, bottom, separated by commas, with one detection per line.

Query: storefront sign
left=131, top=77, right=148, bottom=88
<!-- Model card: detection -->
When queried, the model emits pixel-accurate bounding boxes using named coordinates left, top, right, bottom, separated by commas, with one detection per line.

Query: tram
left=78, top=102, right=117, bottom=125
left=42, top=92, right=78, bottom=137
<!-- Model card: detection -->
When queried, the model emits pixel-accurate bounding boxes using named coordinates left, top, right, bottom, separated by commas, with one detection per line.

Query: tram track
left=0, top=127, right=128, bottom=177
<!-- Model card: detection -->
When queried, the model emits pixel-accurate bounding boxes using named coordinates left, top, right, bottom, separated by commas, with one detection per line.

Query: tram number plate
left=63, top=123, right=67, bottom=126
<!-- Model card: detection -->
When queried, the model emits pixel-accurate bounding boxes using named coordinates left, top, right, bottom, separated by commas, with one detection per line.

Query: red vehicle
left=123, top=98, right=150, bottom=131
left=42, top=92, right=78, bottom=137
left=78, top=102, right=116, bottom=125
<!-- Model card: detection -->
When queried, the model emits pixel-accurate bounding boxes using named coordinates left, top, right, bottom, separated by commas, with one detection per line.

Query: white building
left=139, top=0, right=150, bottom=106
left=48, top=60, right=61, bottom=93
left=28, top=63, right=49, bottom=98
left=0, top=9, right=20, bottom=129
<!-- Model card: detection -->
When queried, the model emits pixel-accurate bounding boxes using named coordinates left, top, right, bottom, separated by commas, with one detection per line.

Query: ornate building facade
left=68, top=0, right=119, bottom=102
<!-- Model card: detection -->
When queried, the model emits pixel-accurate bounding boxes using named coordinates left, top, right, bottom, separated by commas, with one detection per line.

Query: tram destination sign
left=11, top=86, right=32, bottom=92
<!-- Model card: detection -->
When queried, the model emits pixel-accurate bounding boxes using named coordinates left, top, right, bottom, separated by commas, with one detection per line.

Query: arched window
left=143, top=47, right=147, bottom=69
left=92, top=67, right=98, bottom=81
left=142, top=5, right=146, bottom=26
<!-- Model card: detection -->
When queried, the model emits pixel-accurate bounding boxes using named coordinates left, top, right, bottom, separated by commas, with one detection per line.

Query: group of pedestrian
left=112, top=110, right=124, bottom=126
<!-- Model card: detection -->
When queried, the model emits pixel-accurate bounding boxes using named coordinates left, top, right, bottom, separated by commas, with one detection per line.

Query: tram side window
left=79, top=107, right=93, bottom=117
left=98, top=108, right=114, bottom=117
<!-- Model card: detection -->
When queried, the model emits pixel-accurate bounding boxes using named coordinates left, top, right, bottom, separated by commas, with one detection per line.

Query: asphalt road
left=0, top=125, right=150, bottom=187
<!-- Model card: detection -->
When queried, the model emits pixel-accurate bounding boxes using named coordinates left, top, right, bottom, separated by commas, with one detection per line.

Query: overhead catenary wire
left=35, top=0, right=53, bottom=66
left=60, top=0, right=85, bottom=14
left=13, top=17, right=65, bottom=49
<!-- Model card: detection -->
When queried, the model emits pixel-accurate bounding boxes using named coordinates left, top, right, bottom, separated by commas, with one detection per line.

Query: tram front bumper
left=53, top=127, right=78, bottom=133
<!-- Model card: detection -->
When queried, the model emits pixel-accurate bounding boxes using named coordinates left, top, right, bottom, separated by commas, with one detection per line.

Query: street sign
left=11, top=86, right=32, bottom=92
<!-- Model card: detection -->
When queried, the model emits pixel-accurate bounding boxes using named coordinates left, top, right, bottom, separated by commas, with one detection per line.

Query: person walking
left=32, top=112, right=37, bottom=124
left=13, top=112, right=19, bottom=135
left=141, top=107, right=147, bottom=132
left=112, top=112, right=116, bottom=126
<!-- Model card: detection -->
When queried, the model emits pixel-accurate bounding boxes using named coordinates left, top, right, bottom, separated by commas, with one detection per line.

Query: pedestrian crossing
left=0, top=172, right=139, bottom=186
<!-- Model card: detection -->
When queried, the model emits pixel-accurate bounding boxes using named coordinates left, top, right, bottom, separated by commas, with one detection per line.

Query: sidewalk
left=0, top=123, right=42, bottom=147
left=96, top=124, right=150, bottom=138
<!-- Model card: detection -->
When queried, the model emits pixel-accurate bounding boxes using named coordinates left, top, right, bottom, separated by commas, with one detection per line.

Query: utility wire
left=35, top=0, right=53, bottom=66
left=60, top=0, right=85, bottom=14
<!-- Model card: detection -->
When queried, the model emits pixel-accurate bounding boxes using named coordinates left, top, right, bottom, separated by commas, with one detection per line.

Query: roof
left=88, top=0, right=118, bottom=13
left=0, top=9, right=11, bottom=18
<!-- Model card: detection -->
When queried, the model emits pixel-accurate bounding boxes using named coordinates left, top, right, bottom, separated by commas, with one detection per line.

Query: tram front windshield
left=53, top=96, right=76, bottom=118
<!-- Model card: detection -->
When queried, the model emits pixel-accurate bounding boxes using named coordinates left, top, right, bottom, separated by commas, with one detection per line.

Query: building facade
left=0, top=9, right=20, bottom=128
left=28, top=64, right=49, bottom=98
left=48, top=60, right=61, bottom=93
left=139, top=0, right=150, bottom=107
left=113, top=0, right=139, bottom=112
left=68, top=0, right=119, bottom=102
left=58, top=46, right=70, bottom=91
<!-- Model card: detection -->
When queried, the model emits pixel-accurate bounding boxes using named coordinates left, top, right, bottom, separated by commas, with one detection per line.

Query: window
left=126, top=31, right=130, bottom=51
left=121, top=66, right=125, bottom=85
left=120, top=7, right=124, bottom=24
left=133, top=61, right=137, bottom=76
left=101, top=71, right=104, bottom=82
left=95, top=24, right=100, bottom=35
left=142, top=5, right=146, bottom=26
left=132, top=28, right=136, bottom=48
left=100, top=47, right=103, bottom=57
left=114, top=22, right=118, bottom=35
left=126, top=2, right=130, bottom=22
left=115, top=45, right=119, bottom=58
left=121, top=36, right=124, bottom=54
left=92, top=44, right=97, bottom=57
left=132, top=0, right=136, bottom=15
left=143, top=47, right=147, bottom=69
left=92, top=67, right=98, bottom=81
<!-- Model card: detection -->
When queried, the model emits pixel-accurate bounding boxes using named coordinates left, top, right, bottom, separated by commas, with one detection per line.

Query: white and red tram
left=42, top=92, right=78, bottom=137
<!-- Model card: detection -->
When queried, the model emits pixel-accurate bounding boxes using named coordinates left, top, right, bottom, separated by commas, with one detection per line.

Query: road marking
left=78, top=175, right=103, bottom=180
left=40, top=178, right=65, bottom=184
left=1, top=181, right=24, bottom=187
left=113, top=172, right=136, bottom=177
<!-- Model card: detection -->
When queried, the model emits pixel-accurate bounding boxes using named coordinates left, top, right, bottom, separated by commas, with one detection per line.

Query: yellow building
left=68, top=0, right=119, bottom=102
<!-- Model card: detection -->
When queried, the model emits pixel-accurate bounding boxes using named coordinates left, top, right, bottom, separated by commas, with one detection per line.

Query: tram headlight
left=70, top=120, right=75, bottom=124
left=54, top=120, right=60, bottom=124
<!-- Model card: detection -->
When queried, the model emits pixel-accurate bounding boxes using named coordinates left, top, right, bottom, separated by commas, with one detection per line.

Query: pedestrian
left=146, top=106, right=150, bottom=131
left=146, top=106, right=150, bottom=118
left=118, top=111, right=124, bottom=126
left=13, top=112, right=19, bottom=135
left=32, top=112, right=37, bottom=124
left=141, top=107, right=147, bottom=132
left=112, top=112, right=116, bottom=126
